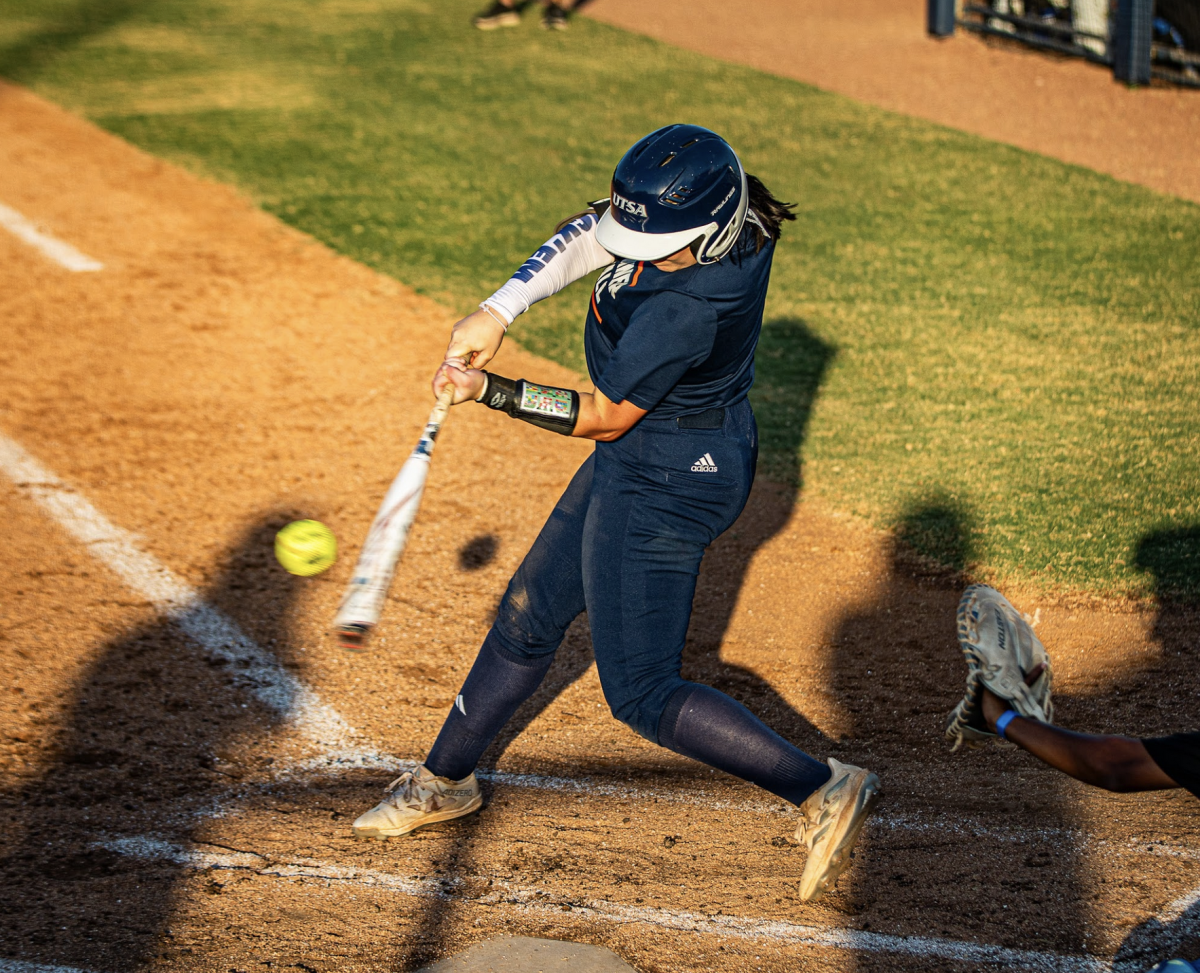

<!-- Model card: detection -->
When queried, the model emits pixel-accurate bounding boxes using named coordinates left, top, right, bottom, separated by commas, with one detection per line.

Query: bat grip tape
left=477, top=372, right=579, bottom=436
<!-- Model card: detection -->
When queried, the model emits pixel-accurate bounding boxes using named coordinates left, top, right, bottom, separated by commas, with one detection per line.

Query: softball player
left=353, top=125, right=880, bottom=902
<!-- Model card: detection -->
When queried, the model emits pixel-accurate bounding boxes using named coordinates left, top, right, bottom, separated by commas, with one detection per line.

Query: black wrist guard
left=478, top=372, right=579, bottom=436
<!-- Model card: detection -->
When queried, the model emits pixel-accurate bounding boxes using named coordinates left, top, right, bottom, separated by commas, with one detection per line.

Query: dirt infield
left=1, top=81, right=1198, bottom=973
left=585, top=0, right=1200, bottom=205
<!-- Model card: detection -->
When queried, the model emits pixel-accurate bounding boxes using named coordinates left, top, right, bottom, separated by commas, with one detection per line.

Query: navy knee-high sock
left=657, top=684, right=831, bottom=806
left=424, top=631, right=555, bottom=782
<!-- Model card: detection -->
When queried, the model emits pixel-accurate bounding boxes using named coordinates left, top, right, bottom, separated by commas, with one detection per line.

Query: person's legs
left=657, top=684, right=831, bottom=805
left=352, top=456, right=594, bottom=839
left=582, top=403, right=830, bottom=806
left=422, top=455, right=594, bottom=780
left=582, top=404, right=879, bottom=901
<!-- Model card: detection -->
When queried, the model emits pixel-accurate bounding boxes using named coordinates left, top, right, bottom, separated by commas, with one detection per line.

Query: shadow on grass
left=0, top=0, right=149, bottom=83
left=1135, top=526, right=1200, bottom=607
left=891, top=488, right=976, bottom=578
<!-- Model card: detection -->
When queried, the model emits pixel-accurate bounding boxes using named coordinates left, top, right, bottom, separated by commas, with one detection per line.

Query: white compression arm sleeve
left=481, top=212, right=614, bottom=326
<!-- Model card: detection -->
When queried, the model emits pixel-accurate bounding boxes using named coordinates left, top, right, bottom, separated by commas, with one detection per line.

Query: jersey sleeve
left=592, top=290, right=719, bottom=412
left=1143, top=731, right=1200, bottom=800
left=482, top=213, right=615, bottom=326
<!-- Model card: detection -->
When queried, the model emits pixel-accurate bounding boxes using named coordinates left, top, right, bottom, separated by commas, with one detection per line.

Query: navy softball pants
left=425, top=399, right=831, bottom=806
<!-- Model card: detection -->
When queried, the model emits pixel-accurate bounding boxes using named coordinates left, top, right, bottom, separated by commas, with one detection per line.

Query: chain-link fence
left=928, top=0, right=1200, bottom=88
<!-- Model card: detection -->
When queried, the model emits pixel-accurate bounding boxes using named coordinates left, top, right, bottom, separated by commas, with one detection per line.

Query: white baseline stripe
left=0, top=202, right=103, bottom=272
left=1107, top=878, right=1200, bottom=973
left=284, top=756, right=1150, bottom=852
left=0, top=962, right=94, bottom=973
left=1159, top=881, right=1200, bottom=925
left=105, top=836, right=1111, bottom=973
left=0, top=434, right=366, bottom=753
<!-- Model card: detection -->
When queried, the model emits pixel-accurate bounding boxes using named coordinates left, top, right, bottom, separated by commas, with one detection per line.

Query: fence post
left=928, top=0, right=956, bottom=36
left=1113, top=0, right=1153, bottom=84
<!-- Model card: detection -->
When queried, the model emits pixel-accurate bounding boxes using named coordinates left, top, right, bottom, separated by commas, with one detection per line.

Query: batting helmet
left=595, top=124, right=749, bottom=265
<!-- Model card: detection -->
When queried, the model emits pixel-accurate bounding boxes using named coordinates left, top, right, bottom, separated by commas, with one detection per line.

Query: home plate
left=416, top=936, right=640, bottom=972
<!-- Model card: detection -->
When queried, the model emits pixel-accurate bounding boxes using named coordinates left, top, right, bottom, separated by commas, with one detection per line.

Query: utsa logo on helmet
left=611, top=191, right=649, bottom=218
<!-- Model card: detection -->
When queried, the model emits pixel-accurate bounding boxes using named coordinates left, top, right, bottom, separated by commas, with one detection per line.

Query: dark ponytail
left=745, top=173, right=797, bottom=252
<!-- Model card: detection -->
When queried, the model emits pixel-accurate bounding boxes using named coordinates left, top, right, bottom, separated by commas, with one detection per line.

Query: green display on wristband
left=478, top=372, right=579, bottom=436
left=520, top=383, right=575, bottom=422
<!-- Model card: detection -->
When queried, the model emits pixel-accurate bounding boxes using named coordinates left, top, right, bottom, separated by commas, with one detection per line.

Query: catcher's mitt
left=945, top=585, right=1054, bottom=751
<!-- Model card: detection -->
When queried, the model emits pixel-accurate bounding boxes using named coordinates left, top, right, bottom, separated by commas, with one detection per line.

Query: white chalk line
left=103, top=835, right=1111, bottom=972
left=1107, top=878, right=1200, bottom=972
left=0, top=202, right=102, bottom=272
left=0, top=433, right=370, bottom=755
left=0, top=962, right=92, bottom=973
left=1160, top=883, right=1200, bottom=925
left=1, top=431, right=1193, bottom=971
left=281, top=757, right=1200, bottom=857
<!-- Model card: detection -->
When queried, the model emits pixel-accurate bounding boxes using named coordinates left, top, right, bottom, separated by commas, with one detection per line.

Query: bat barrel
left=332, top=383, right=455, bottom=653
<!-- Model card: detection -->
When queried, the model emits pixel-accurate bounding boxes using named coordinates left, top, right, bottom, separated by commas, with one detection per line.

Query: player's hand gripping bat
left=334, top=384, right=455, bottom=650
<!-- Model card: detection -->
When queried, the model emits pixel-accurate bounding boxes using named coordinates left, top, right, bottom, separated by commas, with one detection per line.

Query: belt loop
left=676, top=408, right=725, bottom=430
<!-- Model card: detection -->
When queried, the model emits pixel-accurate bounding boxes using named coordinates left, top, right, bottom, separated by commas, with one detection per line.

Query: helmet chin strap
left=652, top=242, right=703, bottom=271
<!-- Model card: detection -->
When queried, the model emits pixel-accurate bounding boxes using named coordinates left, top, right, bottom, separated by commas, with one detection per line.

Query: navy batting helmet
left=595, top=124, right=748, bottom=265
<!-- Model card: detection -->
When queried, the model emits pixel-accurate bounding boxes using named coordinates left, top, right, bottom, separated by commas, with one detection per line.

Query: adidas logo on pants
left=691, top=452, right=718, bottom=472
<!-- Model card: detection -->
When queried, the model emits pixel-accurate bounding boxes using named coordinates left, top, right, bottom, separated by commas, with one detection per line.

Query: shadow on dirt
left=0, top=514, right=306, bottom=971
left=457, top=533, right=499, bottom=571
left=825, top=496, right=1098, bottom=957
left=1111, top=525, right=1200, bottom=972
left=0, top=0, right=149, bottom=84
left=821, top=516, right=1200, bottom=967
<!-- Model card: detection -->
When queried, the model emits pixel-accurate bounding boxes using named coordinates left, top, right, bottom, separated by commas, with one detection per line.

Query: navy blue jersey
left=584, top=222, right=774, bottom=419
left=1144, top=732, right=1200, bottom=799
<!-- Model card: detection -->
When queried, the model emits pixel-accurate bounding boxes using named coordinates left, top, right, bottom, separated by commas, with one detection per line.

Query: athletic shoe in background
left=472, top=0, right=574, bottom=31
left=543, top=3, right=569, bottom=29
left=472, top=0, right=522, bottom=29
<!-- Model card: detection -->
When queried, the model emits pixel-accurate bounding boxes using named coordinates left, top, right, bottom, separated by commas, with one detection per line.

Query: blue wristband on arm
left=995, top=709, right=1019, bottom=739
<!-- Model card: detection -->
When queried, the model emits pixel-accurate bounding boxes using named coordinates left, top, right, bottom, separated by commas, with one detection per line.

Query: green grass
left=3, top=0, right=1198, bottom=599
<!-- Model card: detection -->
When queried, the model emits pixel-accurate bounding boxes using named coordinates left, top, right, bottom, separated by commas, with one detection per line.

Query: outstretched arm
left=981, top=689, right=1178, bottom=792
left=445, top=213, right=614, bottom=370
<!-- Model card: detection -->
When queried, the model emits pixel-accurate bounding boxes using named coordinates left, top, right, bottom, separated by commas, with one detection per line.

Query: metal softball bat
left=334, top=383, right=455, bottom=651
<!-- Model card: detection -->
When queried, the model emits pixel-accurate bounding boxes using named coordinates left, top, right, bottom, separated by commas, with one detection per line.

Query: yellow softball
left=275, top=520, right=337, bottom=577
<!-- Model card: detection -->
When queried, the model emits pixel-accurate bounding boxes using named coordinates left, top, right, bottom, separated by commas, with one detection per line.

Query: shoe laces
left=797, top=774, right=846, bottom=847
left=383, top=771, right=427, bottom=808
